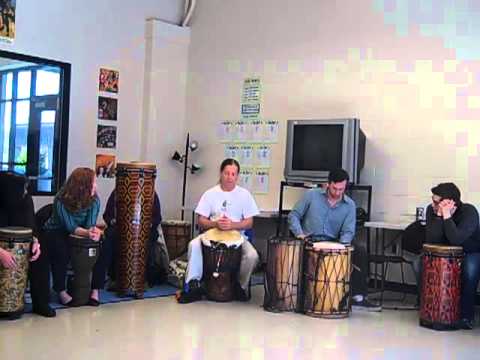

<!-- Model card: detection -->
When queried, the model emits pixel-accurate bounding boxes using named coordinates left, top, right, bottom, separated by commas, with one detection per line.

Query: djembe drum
left=201, top=229, right=243, bottom=302
left=0, top=227, right=32, bottom=316
left=116, top=161, right=156, bottom=298
left=303, top=241, right=353, bottom=319
left=263, top=236, right=304, bottom=312
left=68, top=234, right=100, bottom=306
left=161, top=220, right=192, bottom=260
left=419, top=244, right=463, bottom=330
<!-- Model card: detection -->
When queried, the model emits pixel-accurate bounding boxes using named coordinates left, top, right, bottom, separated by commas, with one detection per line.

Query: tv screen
left=292, top=124, right=343, bottom=171
left=284, top=119, right=366, bottom=183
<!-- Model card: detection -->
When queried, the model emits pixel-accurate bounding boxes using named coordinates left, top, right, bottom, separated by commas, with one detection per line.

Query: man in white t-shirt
left=177, top=159, right=260, bottom=303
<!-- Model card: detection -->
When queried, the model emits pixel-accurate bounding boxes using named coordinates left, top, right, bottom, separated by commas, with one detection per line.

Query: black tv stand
left=276, top=180, right=372, bottom=236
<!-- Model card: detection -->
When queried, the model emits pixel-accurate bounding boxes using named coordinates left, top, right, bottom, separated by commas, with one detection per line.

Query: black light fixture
left=171, top=133, right=201, bottom=220
left=171, top=151, right=183, bottom=162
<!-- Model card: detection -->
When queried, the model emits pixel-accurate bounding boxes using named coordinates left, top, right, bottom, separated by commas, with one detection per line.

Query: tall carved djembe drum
left=116, top=161, right=156, bottom=298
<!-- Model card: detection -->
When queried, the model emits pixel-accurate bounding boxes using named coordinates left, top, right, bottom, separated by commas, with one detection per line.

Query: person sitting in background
left=288, top=168, right=380, bottom=311
left=102, top=189, right=169, bottom=287
left=422, top=183, right=480, bottom=330
left=42, top=167, right=106, bottom=306
left=0, top=172, right=55, bottom=318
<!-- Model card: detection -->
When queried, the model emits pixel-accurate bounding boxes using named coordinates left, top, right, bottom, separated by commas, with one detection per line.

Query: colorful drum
left=68, top=234, right=100, bottom=306
left=162, top=220, right=192, bottom=260
left=303, top=241, right=353, bottom=319
left=116, top=161, right=156, bottom=298
left=201, top=229, right=244, bottom=302
left=420, top=243, right=463, bottom=330
left=263, top=236, right=304, bottom=312
left=0, top=227, right=32, bottom=315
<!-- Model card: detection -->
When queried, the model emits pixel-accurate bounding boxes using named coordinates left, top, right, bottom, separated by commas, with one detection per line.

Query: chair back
left=402, top=220, right=426, bottom=254
left=35, top=204, right=53, bottom=233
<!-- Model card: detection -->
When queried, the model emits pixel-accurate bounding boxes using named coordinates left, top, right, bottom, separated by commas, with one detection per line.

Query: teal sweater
left=43, top=196, right=100, bottom=234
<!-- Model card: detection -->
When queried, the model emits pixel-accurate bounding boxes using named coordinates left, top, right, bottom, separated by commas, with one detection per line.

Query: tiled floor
left=1, top=287, right=478, bottom=360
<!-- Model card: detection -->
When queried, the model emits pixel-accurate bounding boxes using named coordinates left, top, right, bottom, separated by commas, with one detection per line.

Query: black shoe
left=457, top=318, right=474, bottom=330
left=33, top=305, right=56, bottom=318
left=352, top=298, right=382, bottom=312
left=1, top=310, right=23, bottom=320
left=176, top=280, right=203, bottom=304
left=87, top=298, right=100, bottom=307
left=234, top=282, right=250, bottom=302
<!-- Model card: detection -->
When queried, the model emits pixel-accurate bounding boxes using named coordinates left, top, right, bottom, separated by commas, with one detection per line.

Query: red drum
left=116, top=161, right=156, bottom=298
left=303, top=242, right=353, bottom=319
left=201, top=229, right=243, bottom=302
left=0, top=227, right=32, bottom=315
left=263, top=236, right=303, bottom=312
left=420, top=244, right=463, bottom=330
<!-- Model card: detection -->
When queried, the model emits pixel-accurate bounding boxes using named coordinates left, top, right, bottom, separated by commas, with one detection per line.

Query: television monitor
left=284, top=118, right=366, bottom=184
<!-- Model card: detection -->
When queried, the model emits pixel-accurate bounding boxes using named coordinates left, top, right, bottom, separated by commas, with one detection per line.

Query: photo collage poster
left=0, top=0, right=15, bottom=43
left=219, top=77, right=278, bottom=194
left=96, top=68, right=119, bottom=178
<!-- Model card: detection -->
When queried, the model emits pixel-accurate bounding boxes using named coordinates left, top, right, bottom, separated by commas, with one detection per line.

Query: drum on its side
left=263, top=236, right=304, bottom=313
left=116, top=161, right=156, bottom=298
left=201, top=230, right=244, bottom=302
left=0, top=227, right=32, bottom=315
left=68, top=234, right=100, bottom=306
left=162, top=220, right=192, bottom=260
left=303, top=241, right=353, bottom=319
left=420, top=243, right=463, bottom=331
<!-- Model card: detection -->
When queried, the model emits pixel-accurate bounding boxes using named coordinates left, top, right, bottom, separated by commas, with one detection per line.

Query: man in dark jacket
left=425, top=182, right=480, bottom=330
left=0, top=172, right=55, bottom=319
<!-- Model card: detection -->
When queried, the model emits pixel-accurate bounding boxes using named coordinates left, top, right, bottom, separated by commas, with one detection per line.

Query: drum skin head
left=0, top=226, right=32, bottom=236
left=204, top=228, right=242, bottom=243
left=116, top=161, right=156, bottom=169
left=423, top=243, right=463, bottom=255
left=311, top=241, right=346, bottom=251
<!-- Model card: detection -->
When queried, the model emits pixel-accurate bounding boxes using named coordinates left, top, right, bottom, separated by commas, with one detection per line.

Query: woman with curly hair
left=43, top=167, right=104, bottom=306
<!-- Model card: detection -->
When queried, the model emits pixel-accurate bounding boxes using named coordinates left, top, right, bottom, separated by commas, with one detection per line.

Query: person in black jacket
left=0, top=172, right=55, bottom=319
left=425, top=182, right=480, bottom=329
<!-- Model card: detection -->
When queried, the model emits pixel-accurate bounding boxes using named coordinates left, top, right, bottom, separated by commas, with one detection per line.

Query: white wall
left=185, top=0, right=480, bottom=222
left=0, top=0, right=184, bottom=212
left=141, top=19, right=191, bottom=220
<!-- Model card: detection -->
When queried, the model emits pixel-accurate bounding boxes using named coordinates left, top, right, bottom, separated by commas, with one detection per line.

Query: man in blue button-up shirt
left=288, top=168, right=379, bottom=311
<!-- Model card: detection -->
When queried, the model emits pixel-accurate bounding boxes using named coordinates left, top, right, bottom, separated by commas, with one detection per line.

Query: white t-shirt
left=195, top=184, right=259, bottom=222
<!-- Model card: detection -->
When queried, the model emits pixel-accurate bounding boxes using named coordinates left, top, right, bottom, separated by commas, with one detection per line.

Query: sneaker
left=176, top=280, right=204, bottom=304
left=456, top=318, right=474, bottom=330
left=352, top=298, right=382, bottom=312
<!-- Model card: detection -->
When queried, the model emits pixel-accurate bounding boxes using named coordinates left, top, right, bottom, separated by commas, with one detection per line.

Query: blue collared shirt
left=288, top=189, right=356, bottom=244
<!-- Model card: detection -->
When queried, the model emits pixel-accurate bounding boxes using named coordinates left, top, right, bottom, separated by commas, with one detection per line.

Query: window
left=0, top=50, right=70, bottom=195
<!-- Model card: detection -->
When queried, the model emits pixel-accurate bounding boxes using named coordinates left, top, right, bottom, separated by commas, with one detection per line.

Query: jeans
left=462, top=253, right=480, bottom=321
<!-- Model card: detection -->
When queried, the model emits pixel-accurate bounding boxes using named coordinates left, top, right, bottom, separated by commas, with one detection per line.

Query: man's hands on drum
left=0, top=247, right=16, bottom=269
left=30, top=236, right=41, bottom=262
left=217, top=215, right=234, bottom=231
left=89, top=226, right=102, bottom=241
left=437, top=199, right=457, bottom=219
left=296, top=233, right=312, bottom=241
